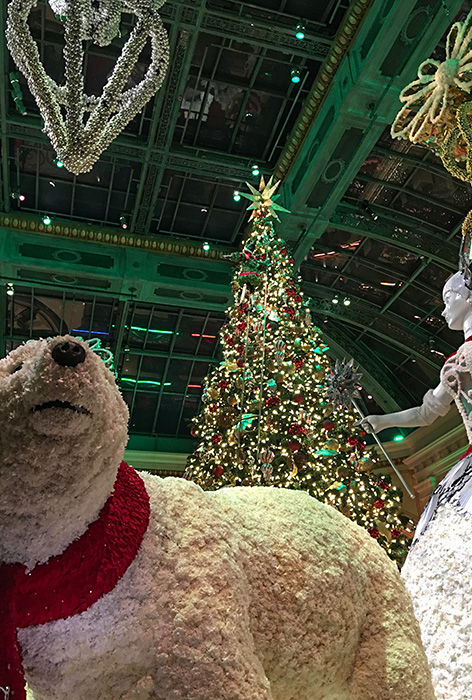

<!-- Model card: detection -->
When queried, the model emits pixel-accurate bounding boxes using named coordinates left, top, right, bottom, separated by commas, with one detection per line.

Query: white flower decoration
left=391, top=9, right=472, bottom=144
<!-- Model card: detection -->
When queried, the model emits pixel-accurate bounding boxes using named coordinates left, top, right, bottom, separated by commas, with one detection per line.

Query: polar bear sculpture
left=0, top=336, right=434, bottom=700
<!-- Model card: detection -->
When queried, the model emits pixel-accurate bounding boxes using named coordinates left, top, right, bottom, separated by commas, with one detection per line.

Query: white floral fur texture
left=403, top=503, right=472, bottom=700
left=0, top=337, right=435, bottom=700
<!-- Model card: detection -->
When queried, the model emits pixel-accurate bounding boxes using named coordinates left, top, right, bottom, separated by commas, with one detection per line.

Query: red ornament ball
left=368, top=527, right=380, bottom=539
left=211, top=433, right=222, bottom=444
left=374, top=499, right=385, bottom=510
left=293, top=393, right=304, bottom=404
left=213, top=465, right=224, bottom=477
left=347, top=436, right=358, bottom=446
left=323, top=419, right=334, bottom=431
left=236, top=358, right=245, bottom=368
left=190, top=427, right=197, bottom=437
left=288, top=439, right=301, bottom=452
left=391, top=528, right=401, bottom=539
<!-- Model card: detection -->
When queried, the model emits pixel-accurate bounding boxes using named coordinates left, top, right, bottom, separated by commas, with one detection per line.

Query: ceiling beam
left=160, top=0, right=332, bottom=61
left=271, top=0, right=463, bottom=266
left=305, top=282, right=447, bottom=368
left=328, top=203, right=458, bottom=269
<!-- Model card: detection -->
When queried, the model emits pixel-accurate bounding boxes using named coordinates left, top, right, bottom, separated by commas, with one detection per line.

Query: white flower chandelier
left=391, top=9, right=472, bottom=185
left=6, top=0, right=170, bottom=174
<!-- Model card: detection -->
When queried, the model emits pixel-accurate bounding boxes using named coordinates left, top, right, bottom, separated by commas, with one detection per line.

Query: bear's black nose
left=51, top=341, right=86, bottom=367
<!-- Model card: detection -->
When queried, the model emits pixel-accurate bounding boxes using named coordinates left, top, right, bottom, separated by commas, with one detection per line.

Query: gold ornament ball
left=227, top=394, right=238, bottom=406
left=207, top=387, right=220, bottom=400
left=274, top=371, right=285, bottom=384
left=325, top=438, right=339, bottom=450
left=323, top=403, right=334, bottom=417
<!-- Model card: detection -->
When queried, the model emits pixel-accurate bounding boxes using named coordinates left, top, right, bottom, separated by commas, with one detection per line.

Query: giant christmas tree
left=185, top=178, right=413, bottom=565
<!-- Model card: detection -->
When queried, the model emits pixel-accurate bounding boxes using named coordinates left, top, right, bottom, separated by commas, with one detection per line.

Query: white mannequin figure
left=360, top=270, right=472, bottom=700
left=360, top=271, right=472, bottom=436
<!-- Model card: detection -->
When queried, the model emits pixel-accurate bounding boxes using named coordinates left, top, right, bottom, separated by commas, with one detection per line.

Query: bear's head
left=0, top=335, right=129, bottom=568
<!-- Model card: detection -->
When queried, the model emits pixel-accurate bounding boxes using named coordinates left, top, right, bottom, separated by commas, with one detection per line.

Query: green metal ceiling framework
left=0, top=0, right=468, bottom=450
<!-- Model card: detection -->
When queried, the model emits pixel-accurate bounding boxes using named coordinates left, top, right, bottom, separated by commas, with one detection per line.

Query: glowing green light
left=394, top=434, right=404, bottom=442
left=130, top=326, right=174, bottom=334
left=120, top=378, right=172, bottom=386
left=295, top=24, right=305, bottom=40
left=42, top=215, right=52, bottom=225
left=54, top=158, right=64, bottom=168
left=202, top=241, right=211, bottom=251
left=291, top=70, right=301, bottom=83
left=251, top=164, right=260, bottom=177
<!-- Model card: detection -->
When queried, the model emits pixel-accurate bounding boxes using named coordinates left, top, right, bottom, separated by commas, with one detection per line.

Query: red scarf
left=0, top=462, right=150, bottom=700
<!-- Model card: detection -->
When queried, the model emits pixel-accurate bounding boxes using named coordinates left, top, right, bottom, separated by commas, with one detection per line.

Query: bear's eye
left=11, top=363, right=23, bottom=374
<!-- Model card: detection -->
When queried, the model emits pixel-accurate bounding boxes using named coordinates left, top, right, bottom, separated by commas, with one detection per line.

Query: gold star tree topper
left=241, top=176, right=290, bottom=221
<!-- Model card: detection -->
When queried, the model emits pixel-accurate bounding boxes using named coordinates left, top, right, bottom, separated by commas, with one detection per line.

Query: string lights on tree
left=6, top=0, right=170, bottom=174
left=185, top=177, right=413, bottom=566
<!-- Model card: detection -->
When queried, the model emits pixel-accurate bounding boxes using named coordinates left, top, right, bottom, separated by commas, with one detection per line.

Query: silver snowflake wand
left=326, top=359, right=414, bottom=499
left=325, top=359, right=362, bottom=407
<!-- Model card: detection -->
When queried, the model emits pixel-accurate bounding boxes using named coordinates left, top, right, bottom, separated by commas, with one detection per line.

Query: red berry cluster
left=218, top=379, right=229, bottom=389
left=208, top=404, right=218, bottom=413
left=226, top=337, right=235, bottom=347
left=239, top=302, right=249, bottom=314
left=391, top=529, right=401, bottom=539
left=294, top=356, right=304, bottom=370
left=236, top=321, right=247, bottom=334
left=376, top=479, right=390, bottom=491
left=374, top=499, right=385, bottom=510
left=211, top=433, right=222, bottom=444
left=289, top=423, right=304, bottom=435
left=347, top=436, right=358, bottom=446
left=283, top=306, right=295, bottom=319
left=265, top=396, right=280, bottom=407
left=368, top=527, right=380, bottom=539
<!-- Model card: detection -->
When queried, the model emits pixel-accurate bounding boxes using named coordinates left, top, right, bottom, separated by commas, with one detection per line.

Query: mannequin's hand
left=357, top=415, right=387, bottom=434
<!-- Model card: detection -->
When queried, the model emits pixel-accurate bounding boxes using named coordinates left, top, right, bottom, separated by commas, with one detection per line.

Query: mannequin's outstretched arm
left=360, top=383, right=452, bottom=434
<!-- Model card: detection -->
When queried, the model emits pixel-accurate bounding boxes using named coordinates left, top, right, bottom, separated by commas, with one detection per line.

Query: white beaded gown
left=402, top=339, right=472, bottom=700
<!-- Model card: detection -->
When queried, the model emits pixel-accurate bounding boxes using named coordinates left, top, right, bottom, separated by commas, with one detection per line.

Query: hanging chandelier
left=6, top=0, right=170, bottom=174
